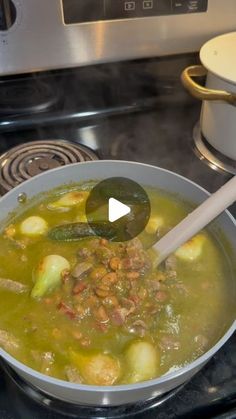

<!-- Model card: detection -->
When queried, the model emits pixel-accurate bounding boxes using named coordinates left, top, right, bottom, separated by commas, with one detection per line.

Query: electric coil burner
left=193, top=122, right=236, bottom=176
left=0, top=140, right=98, bottom=194
left=0, top=78, right=60, bottom=116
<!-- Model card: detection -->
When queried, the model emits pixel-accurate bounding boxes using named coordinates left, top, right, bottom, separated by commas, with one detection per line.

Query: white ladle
left=153, top=176, right=236, bottom=266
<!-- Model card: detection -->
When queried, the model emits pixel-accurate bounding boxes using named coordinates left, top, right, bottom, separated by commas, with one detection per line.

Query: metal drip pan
left=193, top=122, right=236, bottom=176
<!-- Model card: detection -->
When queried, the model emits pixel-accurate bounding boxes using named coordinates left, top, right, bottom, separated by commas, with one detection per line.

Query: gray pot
left=0, top=160, right=235, bottom=406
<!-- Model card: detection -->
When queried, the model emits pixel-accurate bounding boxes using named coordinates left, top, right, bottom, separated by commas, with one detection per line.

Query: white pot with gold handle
left=181, top=32, right=236, bottom=160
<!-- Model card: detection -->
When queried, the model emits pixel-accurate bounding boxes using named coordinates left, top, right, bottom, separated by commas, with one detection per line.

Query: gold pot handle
left=181, top=65, right=236, bottom=105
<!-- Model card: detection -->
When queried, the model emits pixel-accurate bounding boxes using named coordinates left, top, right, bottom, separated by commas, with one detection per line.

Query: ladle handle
left=154, top=176, right=236, bottom=266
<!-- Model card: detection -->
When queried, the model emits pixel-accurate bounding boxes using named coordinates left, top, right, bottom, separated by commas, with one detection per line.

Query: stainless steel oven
left=0, top=0, right=236, bottom=75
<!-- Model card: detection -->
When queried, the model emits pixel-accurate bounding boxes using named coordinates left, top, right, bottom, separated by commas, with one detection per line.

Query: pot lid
left=200, top=32, right=236, bottom=85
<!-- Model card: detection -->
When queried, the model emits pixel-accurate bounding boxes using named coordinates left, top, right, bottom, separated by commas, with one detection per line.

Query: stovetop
left=0, top=54, right=235, bottom=418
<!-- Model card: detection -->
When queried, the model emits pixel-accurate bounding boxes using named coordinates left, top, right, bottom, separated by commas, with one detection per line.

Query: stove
left=0, top=140, right=98, bottom=194
left=0, top=54, right=235, bottom=418
left=193, top=123, right=236, bottom=176
left=0, top=75, right=60, bottom=116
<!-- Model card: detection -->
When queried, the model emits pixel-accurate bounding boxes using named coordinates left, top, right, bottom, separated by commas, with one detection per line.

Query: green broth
left=0, top=183, right=234, bottom=384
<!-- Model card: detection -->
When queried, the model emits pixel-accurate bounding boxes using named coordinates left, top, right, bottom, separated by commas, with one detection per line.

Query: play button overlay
left=109, top=198, right=131, bottom=223
left=86, top=177, right=151, bottom=242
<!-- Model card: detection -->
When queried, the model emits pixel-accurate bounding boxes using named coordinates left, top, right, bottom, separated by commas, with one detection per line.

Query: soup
left=0, top=183, right=234, bottom=386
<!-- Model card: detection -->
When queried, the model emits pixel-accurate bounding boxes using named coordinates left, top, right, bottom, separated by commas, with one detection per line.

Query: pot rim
left=0, top=160, right=235, bottom=393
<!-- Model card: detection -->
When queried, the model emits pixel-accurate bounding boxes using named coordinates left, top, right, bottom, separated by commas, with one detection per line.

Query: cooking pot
left=0, top=160, right=235, bottom=406
left=181, top=32, right=236, bottom=160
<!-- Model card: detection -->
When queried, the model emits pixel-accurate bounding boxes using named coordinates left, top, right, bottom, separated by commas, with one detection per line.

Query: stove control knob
left=0, top=0, right=17, bottom=31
